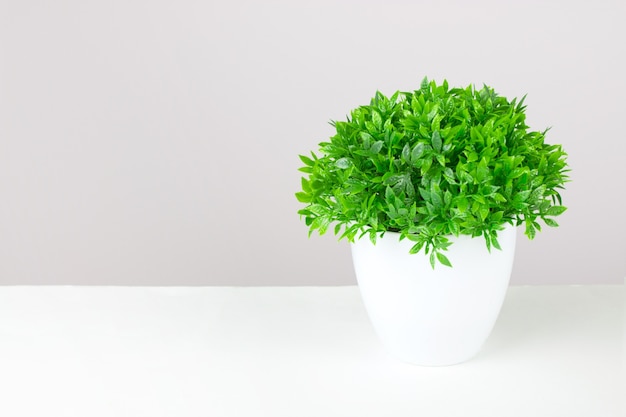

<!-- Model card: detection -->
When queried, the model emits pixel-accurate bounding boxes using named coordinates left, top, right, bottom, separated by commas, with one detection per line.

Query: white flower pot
left=351, top=223, right=517, bottom=366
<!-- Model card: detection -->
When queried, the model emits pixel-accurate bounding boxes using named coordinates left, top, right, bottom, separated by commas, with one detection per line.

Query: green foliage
left=296, top=78, right=570, bottom=267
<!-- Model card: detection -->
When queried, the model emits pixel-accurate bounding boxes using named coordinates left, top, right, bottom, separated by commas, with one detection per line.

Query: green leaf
left=431, top=114, right=443, bottom=131
left=299, top=154, right=314, bottom=166
left=360, top=131, right=374, bottom=145
left=365, top=121, right=377, bottom=133
left=427, top=105, right=440, bottom=122
left=335, top=158, right=351, bottom=169
left=411, top=142, right=426, bottom=161
left=311, top=216, right=331, bottom=235
left=385, top=186, right=395, bottom=201
left=295, top=192, right=311, bottom=203
left=448, top=219, right=460, bottom=236
left=543, top=218, right=559, bottom=227
left=533, top=220, right=542, bottom=232
left=491, top=234, right=502, bottom=250
left=472, top=194, right=487, bottom=205
left=420, top=158, right=433, bottom=175
left=443, top=167, right=455, bottom=183
left=369, top=229, right=377, bottom=245
left=525, top=220, right=536, bottom=240
left=409, top=240, right=426, bottom=254
left=484, top=233, right=492, bottom=252
left=514, top=190, right=532, bottom=202
left=545, top=205, right=567, bottom=216
left=431, top=131, right=442, bottom=153
left=510, top=168, right=526, bottom=179
left=529, top=185, right=546, bottom=203
left=371, top=110, right=383, bottom=130
left=491, top=211, right=503, bottom=222
left=370, top=141, right=384, bottom=154
left=317, top=217, right=331, bottom=235
left=430, top=188, right=443, bottom=209
left=493, top=193, right=507, bottom=203
left=476, top=157, right=489, bottom=182
left=402, top=143, right=411, bottom=163
left=457, top=197, right=469, bottom=213
left=436, top=252, right=452, bottom=267
left=470, top=127, right=484, bottom=144
left=479, top=206, right=489, bottom=221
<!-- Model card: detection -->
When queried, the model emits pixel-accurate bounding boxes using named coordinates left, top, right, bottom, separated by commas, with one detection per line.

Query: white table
left=0, top=285, right=623, bottom=417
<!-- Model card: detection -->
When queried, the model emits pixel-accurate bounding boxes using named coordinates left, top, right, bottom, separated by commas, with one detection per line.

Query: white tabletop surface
left=0, top=285, right=624, bottom=417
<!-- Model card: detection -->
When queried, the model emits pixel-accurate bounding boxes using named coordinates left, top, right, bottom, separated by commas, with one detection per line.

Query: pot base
left=351, top=224, right=517, bottom=366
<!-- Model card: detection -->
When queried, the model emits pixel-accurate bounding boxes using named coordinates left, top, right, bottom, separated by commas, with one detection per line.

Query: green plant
left=296, top=78, right=569, bottom=268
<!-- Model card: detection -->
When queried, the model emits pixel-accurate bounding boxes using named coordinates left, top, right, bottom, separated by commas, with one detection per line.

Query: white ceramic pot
left=351, top=223, right=517, bottom=366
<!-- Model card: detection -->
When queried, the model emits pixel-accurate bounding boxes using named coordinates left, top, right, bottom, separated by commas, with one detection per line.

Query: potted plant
left=296, top=78, right=569, bottom=366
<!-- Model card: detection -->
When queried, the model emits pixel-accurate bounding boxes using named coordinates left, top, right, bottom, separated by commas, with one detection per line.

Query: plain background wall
left=0, top=0, right=624, bottom=286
